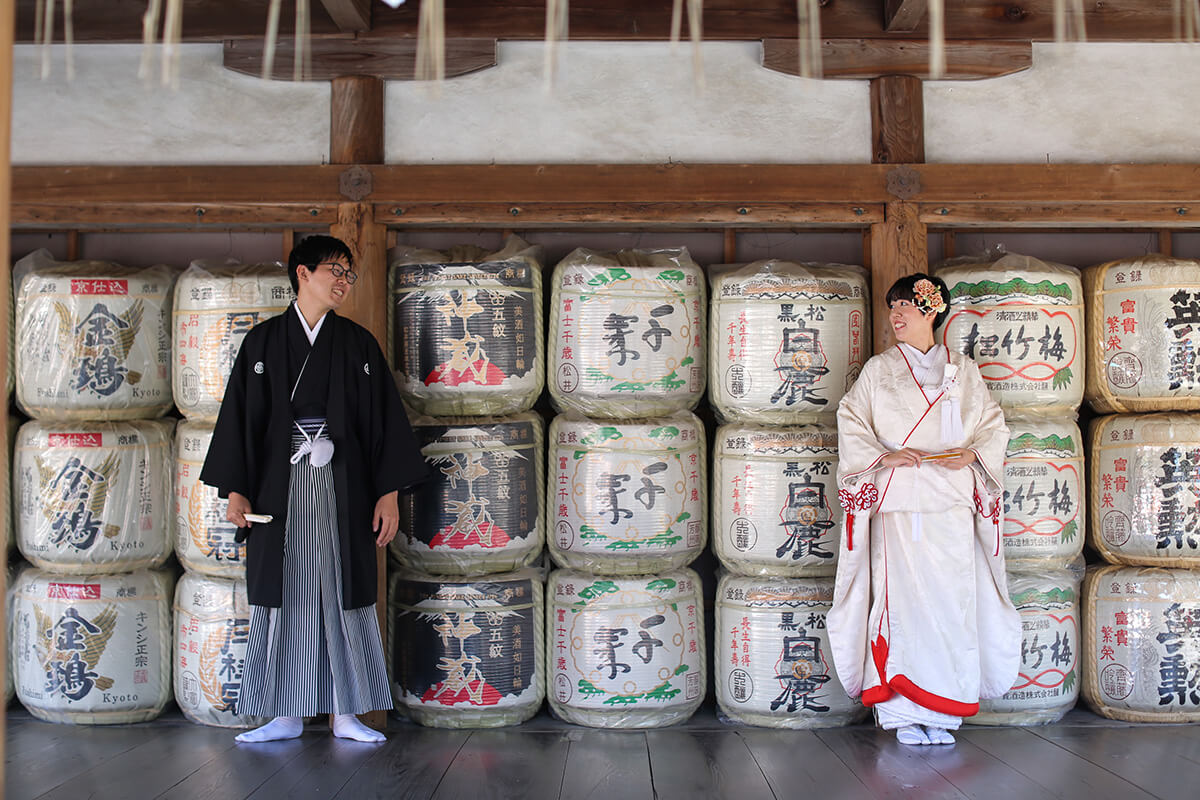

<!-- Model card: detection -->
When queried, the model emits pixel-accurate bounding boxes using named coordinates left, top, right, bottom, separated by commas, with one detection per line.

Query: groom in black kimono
left=201, top=234, right=426, bottom=743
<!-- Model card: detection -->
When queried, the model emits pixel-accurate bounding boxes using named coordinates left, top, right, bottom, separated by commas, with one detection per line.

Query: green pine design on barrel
left=577, top=680, right=606, bottom=697
left=1008, top=432, right=1076, bottom=456
left=1061, top=520, right=1078, bottom=544
left=1062, top=669, right=1077, bottom=693
left=1051, top=366, right=1074, bottom=390
left=1009, top=586, right=1076, bottom=607
left=581, top=426, right=623, bottom=446
left=586, top=268, right=632, bottom=287
left=645, top=578, right=677, bottom=593
left=948, top=277, right=1073, bottom=302
left=657, top=269, right=686, bottom=282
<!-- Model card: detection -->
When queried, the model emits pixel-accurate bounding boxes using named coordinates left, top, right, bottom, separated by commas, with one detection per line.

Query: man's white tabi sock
left=235, top=716, right=304, bottom=743
left=332, top=714, right=386, bottom=743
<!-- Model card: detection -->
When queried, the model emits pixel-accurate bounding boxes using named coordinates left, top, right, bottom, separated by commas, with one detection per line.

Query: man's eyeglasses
left=312, top=262, right=358, bottom=285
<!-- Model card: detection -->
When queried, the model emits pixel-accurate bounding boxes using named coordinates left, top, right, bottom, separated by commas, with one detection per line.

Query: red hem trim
left=862, top=684, right=892, bottom=707
left=889, top=675, right=980, bottom=717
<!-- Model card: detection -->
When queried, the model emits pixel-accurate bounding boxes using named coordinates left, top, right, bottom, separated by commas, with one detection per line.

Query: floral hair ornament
left=913, top=278, right=947, bottom=315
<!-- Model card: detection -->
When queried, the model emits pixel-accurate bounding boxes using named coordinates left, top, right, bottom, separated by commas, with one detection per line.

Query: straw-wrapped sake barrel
left=390, top=238, right=545, bottom=417
left=1089, top=414, right=1200, bottom=567
left=1002, top=416, right=1085, bottom=570
left=1084, top=256, right=1200, bottom=413
left=1083, top=565, right=1200, bottom=722
left=174, top=420, right=245, bottom=578
left=712, top=424, right=841, bottom=577
left=173, top=572, right=263, bottom=728
left=549, top=248, right=706, bottom=418
left=5, top=565, right=14, bottom=705
left=5, top=416, right=16, bottom=555
left=715, top=574, right=864, bottom=728
left=936, top=254, right=1083, bottom=414
left=548, top=569, right=705, bottom=728
left=548, top=413, right=706, bottom=575
left=173, top=261, right=292, bottom=421
left=15, top=254, right=174, bottom=419
left=391, top=413, right=544, bottom=576
left=10, top=568, right=173, bottom=724
left=389, top=568, right=544, bottom=728
left=709, top=261, right=869, bottom=424
left=15, top=420, right=174, bottom=573
left=975, top=570, right=1081, bottom=725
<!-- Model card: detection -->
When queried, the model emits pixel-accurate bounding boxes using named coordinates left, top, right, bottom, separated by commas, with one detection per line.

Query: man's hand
left=374, top=490, right=400, bottom=547
left=226, top=492, right=253, bottom=528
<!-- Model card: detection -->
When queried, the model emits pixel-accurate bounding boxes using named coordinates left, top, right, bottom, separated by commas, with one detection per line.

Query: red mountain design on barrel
left=431, top=521, right=511, bottom=549
left=422, top=678, right=503, bottom=706
left=426, top=358, right=508, bottom=386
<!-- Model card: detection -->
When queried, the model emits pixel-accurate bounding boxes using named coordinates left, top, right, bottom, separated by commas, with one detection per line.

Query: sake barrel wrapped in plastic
left=174, top=420, right=245, bottom=578
left=548, top=413, right=706, bottom=575
left=10, top=568, right=173, bottom=724
left=6, top=416, right=16, bottom=554
left=389, top=568, right=544, bottom=728
left=548, top=569, right=705, bottom=728
left=5, top=565, right=14, bottom=705
left=1002, top=416, right=1085, bottom=569
left=709, top=261, right=869, bottom=424
left=1084, top=256, right=1200, bottom=413
left=1089, top=414, right=1200, bottom=567
left=14, top=250, right=174, bottom=420
left=715, top=574, right=865, bottom=728
left=173, top=260, right=292, bottom=421
left=712, top=424, right=840, bottom=577
left=15, top=420, right=174, bottom=573
left=173, top=572, right=263, bottom=728
left=975, top=569, right=1081, bottom=725
left=1083, top=565, right=1200, bottom=722
left=391, top=413, right=544, bottom=576
left=549, top=248, right=706, bottom=418
left=390, top=237, right=544, bottom=417
left=935, top=254, right=1083, bottom=414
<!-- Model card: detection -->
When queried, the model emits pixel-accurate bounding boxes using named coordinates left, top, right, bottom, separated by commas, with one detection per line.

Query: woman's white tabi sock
left=333, top=714, right=386, bottom=742
left=923, top=726, right=956, bottom=745
left=235, top=716, right=304, bottom=743
left=895, top=724, right=931, bottom=746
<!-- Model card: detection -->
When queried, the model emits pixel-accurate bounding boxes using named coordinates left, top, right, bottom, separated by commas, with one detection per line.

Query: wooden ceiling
left=13, top=1, right=1193, bottom=43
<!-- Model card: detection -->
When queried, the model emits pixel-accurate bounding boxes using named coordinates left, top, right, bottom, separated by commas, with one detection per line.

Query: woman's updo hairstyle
left=886, top=273, right=951, bottom=330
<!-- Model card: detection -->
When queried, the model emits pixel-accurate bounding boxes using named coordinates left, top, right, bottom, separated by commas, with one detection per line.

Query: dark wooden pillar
left=327, top=74, right=390, bottom=731
left=870, top=74, right=924, bottom=165
left=867, top=201, right=928, bottom=354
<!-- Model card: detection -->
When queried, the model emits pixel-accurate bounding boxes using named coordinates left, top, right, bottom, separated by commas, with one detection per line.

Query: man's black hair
left=287, top=235, right=354, bottom=293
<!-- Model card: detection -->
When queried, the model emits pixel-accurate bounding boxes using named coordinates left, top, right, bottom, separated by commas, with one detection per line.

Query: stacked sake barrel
left=934, top=254, right=1086, bottom=725
left=545, top=247, right=707, bottom=728
left=708, top=260, right=869, bottom=728
left=386, top=237, right=546, bottom=727
left=9, top=250, right=177, bottom=724
left=169, top=261, right=292, bottom=728
left=1076, top=256, right=1200, bottom=722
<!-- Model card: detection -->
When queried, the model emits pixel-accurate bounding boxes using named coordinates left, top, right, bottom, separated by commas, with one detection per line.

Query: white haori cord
left=938, top=362, right=964, bottom=446
left=291, top=423, right=334, bottom=467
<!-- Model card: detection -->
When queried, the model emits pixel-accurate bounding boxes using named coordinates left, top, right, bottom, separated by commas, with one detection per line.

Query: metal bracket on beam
left=339, top=166, right=374, bottom=201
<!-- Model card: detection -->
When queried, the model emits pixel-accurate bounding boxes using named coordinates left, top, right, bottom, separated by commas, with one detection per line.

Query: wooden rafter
left=884, top=0, right=928, bottom=32
left=319, top=0, right=372, bottom=33
left=224, top=37, right=496, bottom=81
left=763, top=39, right=1032, bottom=80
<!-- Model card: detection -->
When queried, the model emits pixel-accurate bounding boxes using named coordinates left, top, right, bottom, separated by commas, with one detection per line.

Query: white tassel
left=261, top=0, right=282, bottom=80
left=1053, top=0, right=1087, bottom=44
left=687, top=0, right=704, bottom=90
left=40, top=0, right=54, bottom=79
left=796, top=0, right=822, bottom=79
left=162, top=0, right=183, bottom=88
left=543, top=0, right=568, bottom=91
left=416, top=0, right=446, bottom=93
left=139, top=0, right=163, bottom=81
left=294, top=0, right=311, bottom=82
left=64, top=0, right=74, bottom=80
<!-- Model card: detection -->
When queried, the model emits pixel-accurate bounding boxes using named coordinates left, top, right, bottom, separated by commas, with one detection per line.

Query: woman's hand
left=880, top=448, right=928, bottom=468
left=935, top=448, right=977, bottom=471
left=374, top=490, right=400, bottom=547
left=226, top=492, right=253, bottom=528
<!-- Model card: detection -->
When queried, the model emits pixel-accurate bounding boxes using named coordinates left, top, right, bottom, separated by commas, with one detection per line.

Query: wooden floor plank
left=645, top=729, right=776, bottom=800
left=156, top=734, right=326, bottom=800
left=243, top=734, right=390, bottom=800
left=331, top=727, right=471, bottom=800
left=4, top=720, right=153, bottom=800
left=815, top=727, right=968, bottom=800
left=429, top=730, right=570, bottom=800
left=1028, top=725, right=1200, bottom=800
left=736, top=727, right=866, bottom=798
left=558, top=730, right=653, bottom=800
left=912, top=734, right=1060, bottom=800
left=959, top=728, right=1157, bottom=800
left=33, top=723, right=235, bottom=800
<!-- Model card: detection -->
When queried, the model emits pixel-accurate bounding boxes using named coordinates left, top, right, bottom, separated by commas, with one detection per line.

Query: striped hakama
left=238, top=419, right=393, bottom=717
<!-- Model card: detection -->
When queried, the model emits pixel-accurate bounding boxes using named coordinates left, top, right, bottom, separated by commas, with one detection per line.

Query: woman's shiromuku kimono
left=828, top=343, right=1020, bottom=728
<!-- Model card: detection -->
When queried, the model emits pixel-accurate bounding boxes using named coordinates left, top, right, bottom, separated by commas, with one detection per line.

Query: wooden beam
left=868, top=201, right=927, bottom=354
left=331, top=76, right=384, bottom=164
left=763, top=39, right=1032, bottom=80
left=12, top=203, right=338, bottom=228
left=871, top=75, right=924, bottom=164
left=224, top=37, right=497, bottom=81
left=884, top=0, right=928, bottom=32
left=919, top=203, right=1200, bottom=227
left=378, top=202, right=883, bottom=227
left=319, top=0, right=371, bottom=33
left=14, top=1, right=1195, bottom=43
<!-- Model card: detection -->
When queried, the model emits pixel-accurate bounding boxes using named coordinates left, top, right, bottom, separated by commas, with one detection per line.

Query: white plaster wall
left=11, top=44, right=330, bottom=165
left=385, top=41, right=870, bottom=164
left=926, top=42, right=1200, bottom=163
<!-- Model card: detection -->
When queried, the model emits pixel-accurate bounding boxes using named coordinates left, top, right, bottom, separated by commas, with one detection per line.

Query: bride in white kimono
left=828, top=274, right=1020, bottom=746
